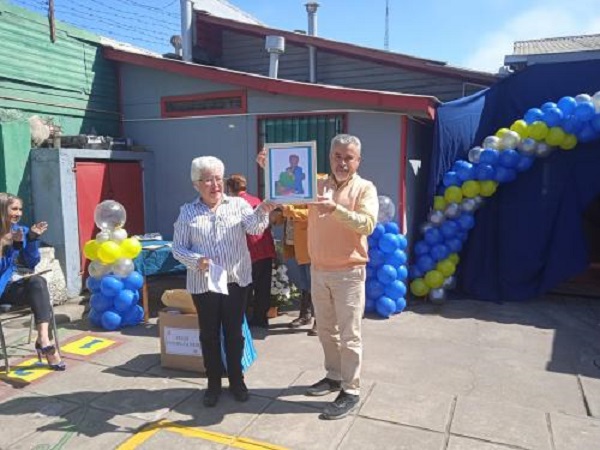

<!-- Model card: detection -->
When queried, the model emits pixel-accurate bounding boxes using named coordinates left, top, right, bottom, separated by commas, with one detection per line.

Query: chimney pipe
left=305, top=2, right=319, bottom=83
left=180, top=0, right=193, bottom=62
left=265, top=36, right=285, bottom=78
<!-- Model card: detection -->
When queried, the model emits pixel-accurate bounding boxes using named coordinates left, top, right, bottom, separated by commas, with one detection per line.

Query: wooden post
left=48, top=0, right=56, bottom=43
left=142, top=277, right=150, bottom=322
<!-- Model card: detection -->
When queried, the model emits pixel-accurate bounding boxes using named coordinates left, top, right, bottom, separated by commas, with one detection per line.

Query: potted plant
left=269, top=262, right=293, bottom=318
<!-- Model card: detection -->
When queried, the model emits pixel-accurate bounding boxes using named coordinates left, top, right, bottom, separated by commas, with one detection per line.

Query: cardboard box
left=159, top=309, right=205, bottom=373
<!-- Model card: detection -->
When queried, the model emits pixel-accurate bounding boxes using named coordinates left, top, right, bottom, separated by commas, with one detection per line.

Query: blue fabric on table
left=133, top=241, right=186, bottom=277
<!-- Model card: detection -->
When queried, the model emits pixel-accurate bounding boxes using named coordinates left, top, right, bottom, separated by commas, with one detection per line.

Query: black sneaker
left=288, top=317, right=312, bottom=328
left=230, top=382, right=249, bottom=402
left=203, top=388, right=221, bottom=407
left=321, top=391, right=360, bottom=420
left=305, top=377, right=342, bottom=396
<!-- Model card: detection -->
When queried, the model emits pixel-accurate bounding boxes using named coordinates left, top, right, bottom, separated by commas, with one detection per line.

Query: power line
left=120, top=0, right=178, bottom=18
left=68, top=0, right=179, bottom=27
left=160, top=0, right=179, bottom=9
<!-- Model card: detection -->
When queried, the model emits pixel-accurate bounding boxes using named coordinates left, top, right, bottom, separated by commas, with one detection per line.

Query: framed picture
left=264, top=141, right=318, bottom=204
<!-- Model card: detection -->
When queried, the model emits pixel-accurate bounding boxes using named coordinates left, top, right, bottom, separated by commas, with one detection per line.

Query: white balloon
left=468, top=146, right=483, bottom=164
left=443, top=275, right=457, bottom=290
left=499, top=130, right=520, bottom=150
left=111, top=228, right=128, bottom=243
left=518, top=138, right=537, bottom=155
left=444, top=203, right=461, bottom=219
left=112, top=258, right=135, bottom=278
left=429, top=288, right=446, bottom=304
left=535, top=142, right=554, bottom=158
left=377, top=195, right=396, bottom=224
left=575, top=94, right=592, bottom=103
left=472, top=196, right=485, bottom=208
left=482, top=136, right=500, bottom=150
left=461, top=199, right=477, bottom=213
left=88, top=260, right=110, bottom=279
left=429, top=210, right=445, bottom=225
left=94, top=200, right=127, bottom=231
left=96, top=230, right=111, bottom=243
left=592, top=91, right=600, bottom=113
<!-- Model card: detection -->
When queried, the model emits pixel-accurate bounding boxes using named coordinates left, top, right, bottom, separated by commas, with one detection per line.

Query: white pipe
left=180, top=0, right=193, bottom=62
left=269, top=53, right=280, bottom=78
left=306, top=3, right=319, bottom=83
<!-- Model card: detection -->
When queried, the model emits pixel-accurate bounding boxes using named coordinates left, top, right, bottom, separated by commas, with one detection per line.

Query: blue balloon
left=394, top=297, right=407, bottom=314
left=101, top=310, right=122, bottom=331
left=479, top=149, right=499, bottom=165
left=132, top=290, right=140, bottom=304
left=86, top=276, right=101, bottom=293
left=123, top=271, right=144, bottom=291
left=457, top=231, right=469, bottom=242
left=114, top=289, right=135, bottom=313
left=367, top=236, right=378, bottom=248
left=515, top=155, right=535, bottom=172
left=90, top=293, right=113, bottom=313
left=396, top=234, right=408, bottom=250
left=122, top=305, right=143, bottom=327
left=88, top=308, right=102, bottom=327
left=396, top=265, right=408, bottom=281
left=378, top=233, right=399, bottom=253
left=377, top=265, right=397, bottom=285
left=577, top=125, right=598, bottom=143
left=524, top=108, right=544, bottom=124
left=409, top=266, right=423, bottom=280
left=541, top=102, right=557, bottom=111
left=365, top=298, right=376, bottom=313
left=424, top=228, right=443, bottom=246
left=457, top=214, right=475, bottom=231
left=443, top=171, right=461, bottom=187
left=368, top=248, right=386, bottom=267
left=386, top=249, right=407, bottom=267
left=574, top=102, right=595, bottom=122
left=431, top=244, right=450, bottom=262
left=375, top=296, right=396, bottom=318
left=414, top=241, right=430, bottom=256
left=385, top=280, right=406, bottom=300
left=447, top=238, right=463, bottom=253
left=366, top=266, right=375, bottom=279
left=384, top=222, right=400, bottom=234
left=495, top=166, right=517, bottom=183
left=475, top=163, right=496, bottom=181
left=453, top=160, right=474, bottom=181
left=542, top=107, right=563, bottom=127
left=366, top=279, right=385, bottom=299
left=441, top=220, right=459, bottom=239
left=591, top=114, right=600, bottom=133
left=498, top=149, right=521, bottom=168
left=561, top=115, right=584, bottom=134
left=371, top=223, right=385, bottom=239
left=417, top=255, right=435, bottom=273
left=100, top=276, right=123, bottom=298
left=557, top=96, right=577, bottom=115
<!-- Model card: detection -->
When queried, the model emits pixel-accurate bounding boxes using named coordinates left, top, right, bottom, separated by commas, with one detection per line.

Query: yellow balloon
left=97, top=241, right=122, bottom=264
left=545, top=127, right=566, bottom=146
left=444, top=186, right=463, bottom=204
left=495, top=128, right=510, bottom=139
left=560, top=133, right=578, bottom=151
left=120, top=237, right=142, bottom=259
left=510, top=120, right=529, bottom=139
left=437, top=260, right=456, bottom=277
left=462, top=180, right=481, bottom=199
left=425, top=270, right=444, bottom=289
left=448, top=253, right=460, bottom=265
left=479, top=180, right=498, bottom=197
left=528, top=121, right=549, bottom=141
left=410, top=278, right=429, bottom=297
left=433, top=196, right=447, bottom=211
left=83, top=240, right=99, bottom=261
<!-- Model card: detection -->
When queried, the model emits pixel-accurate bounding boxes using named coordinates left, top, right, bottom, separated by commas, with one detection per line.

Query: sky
left=12, top=0, right=600, bottom=73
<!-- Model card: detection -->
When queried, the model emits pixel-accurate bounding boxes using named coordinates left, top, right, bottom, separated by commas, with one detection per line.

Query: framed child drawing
left=264, top=141, right=318, bottom=204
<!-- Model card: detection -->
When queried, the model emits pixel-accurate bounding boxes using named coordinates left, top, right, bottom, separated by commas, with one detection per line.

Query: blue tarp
left=430, top=60, right=600, bottom=301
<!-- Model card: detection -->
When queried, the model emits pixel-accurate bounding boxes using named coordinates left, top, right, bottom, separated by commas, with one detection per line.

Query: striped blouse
left=172, top=195, right=270, bottom=294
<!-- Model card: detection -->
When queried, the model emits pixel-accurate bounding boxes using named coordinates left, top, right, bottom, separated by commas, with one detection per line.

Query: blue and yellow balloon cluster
left=365, top=196, right=408, bottom=318
left=410, top=91, right=600, bottom=302
left=83, top=200, right=144, bottom=330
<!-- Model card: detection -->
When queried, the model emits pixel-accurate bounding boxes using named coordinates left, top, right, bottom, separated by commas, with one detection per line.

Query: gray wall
left=30, top=148, right=155, bottom=296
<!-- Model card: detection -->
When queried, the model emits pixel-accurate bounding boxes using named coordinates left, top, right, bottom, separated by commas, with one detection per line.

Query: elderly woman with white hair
left=172, top=156, right=275, bottom=408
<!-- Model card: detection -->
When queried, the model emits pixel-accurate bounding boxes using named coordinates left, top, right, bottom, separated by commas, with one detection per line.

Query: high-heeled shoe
left=36, top=342, right=66, bottom=371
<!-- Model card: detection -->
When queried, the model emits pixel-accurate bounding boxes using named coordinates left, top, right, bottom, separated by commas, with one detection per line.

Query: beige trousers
left=310, top=266, right=366, bottom=396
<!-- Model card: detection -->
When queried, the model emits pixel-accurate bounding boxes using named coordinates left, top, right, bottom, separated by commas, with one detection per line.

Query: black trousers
left=1, top=275, right=52, bottom=325
left=192, top=283, right=248, bottom=389
left=248, top=258, right=273, bottom=326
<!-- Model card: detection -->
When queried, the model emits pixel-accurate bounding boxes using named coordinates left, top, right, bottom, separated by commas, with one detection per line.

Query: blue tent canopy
left=430, top=60, right=600, bottom=301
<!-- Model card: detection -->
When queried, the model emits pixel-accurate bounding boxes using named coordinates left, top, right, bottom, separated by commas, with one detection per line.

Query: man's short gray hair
left=190, top=156, right=225, bottom=181
left=330, top=134, right=362, bottom=155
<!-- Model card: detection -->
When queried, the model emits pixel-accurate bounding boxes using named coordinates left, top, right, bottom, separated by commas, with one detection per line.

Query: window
left=161, top=90, right=247, bottom=118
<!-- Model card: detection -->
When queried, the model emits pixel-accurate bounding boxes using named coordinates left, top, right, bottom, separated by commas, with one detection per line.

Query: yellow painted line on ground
left=0, top=358, right=53, bottom=383
left=117, top=419, right=289, bottom=450
left=61, top=335, right=116, bottom=356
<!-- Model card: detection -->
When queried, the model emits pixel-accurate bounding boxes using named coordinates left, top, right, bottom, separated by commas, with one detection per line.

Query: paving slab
left=550, top=412, right=600, bottom=450
left=145, top=363, right=208, bottom=387
left=8, top=406, right=146, bottom=450
left=580, top=375, right=600, bottom=418
left=451, top=396, right=552, bottom=450
left=359, top=382, right=455, bottom=432
left=90, top=342, right=162, bottom=373
left=245, top=360, right=305, bottom=399
left=447, top=435, right=528, bottom=449
left=338, top=417, right=445, bottom=450
left=136, top=429, right=226, bottom=450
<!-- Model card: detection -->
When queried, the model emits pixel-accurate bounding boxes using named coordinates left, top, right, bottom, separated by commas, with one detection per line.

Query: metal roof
left=513, top=34, right=600, bottom=55
left=191, top=0, right=263, bottom=25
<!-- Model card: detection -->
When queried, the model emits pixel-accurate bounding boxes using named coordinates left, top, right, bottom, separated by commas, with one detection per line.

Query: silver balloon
left=467, top=146, right=483, bottom=164
left=592, top=91, right=600, bottom=112
left=535, top=142, right=555, bottom=158
left=429, top=210, right=445, bottom=225
left=518, top=137, right=537, bottom=156
left=428, top=288, right=446, bottom=304
left=442, top=275, right=457, bottom=290
left=377, top=195, right=396, bottom=224
left=461, top=198, right=477, bottom=213
left=499, top=130, right=520, bottom=150
left=96, top=230, right=111, bottom=243
left=94, top=200, right=127, bottom=231
left=482, top=135, right=501, bottom=150
left=420, top=222, right=434, bottom=234
left=576, top=93, right=592, bottom=103
left=88, top=260, right=110, bottom=279
left=472, top=196, right=484, bottom=208
left=111, top=228, right=128, bottom=243
left=444, top=203, right=461, bottom=219
left=112, top=258, right=134, bottom=278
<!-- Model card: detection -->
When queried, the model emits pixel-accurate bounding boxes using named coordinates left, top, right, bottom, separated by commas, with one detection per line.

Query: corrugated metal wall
left=219, top=31, right=474, bottom=101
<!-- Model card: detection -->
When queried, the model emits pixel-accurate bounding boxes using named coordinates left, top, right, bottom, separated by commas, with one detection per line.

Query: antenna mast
left=384, top=0, right=390, bottom=51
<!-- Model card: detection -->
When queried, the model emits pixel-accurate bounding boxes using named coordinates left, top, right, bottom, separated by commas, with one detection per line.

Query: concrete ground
left=1, top=291, right=600, bottom=450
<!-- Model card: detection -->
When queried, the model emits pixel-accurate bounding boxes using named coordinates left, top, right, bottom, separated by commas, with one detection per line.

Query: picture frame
left=263, top=141, right=318, bottom=204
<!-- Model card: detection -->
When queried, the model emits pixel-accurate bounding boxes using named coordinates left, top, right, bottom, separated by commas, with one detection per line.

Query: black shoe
left=230, top=382, right=249, bottom=402
left=305, top=377, right=342, bottom=396
left=203, top=389, right=221, bottom=407
left=288, top=317, right=311, bottom=328
left=321, top=391, right=360, bottom=420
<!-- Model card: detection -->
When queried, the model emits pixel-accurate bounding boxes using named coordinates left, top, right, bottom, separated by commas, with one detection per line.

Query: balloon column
left=410, top=91, right=600, bottom=303
left=365, top=195, right=408, bottom=318
left=83, top=200, right=144, bottom=330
